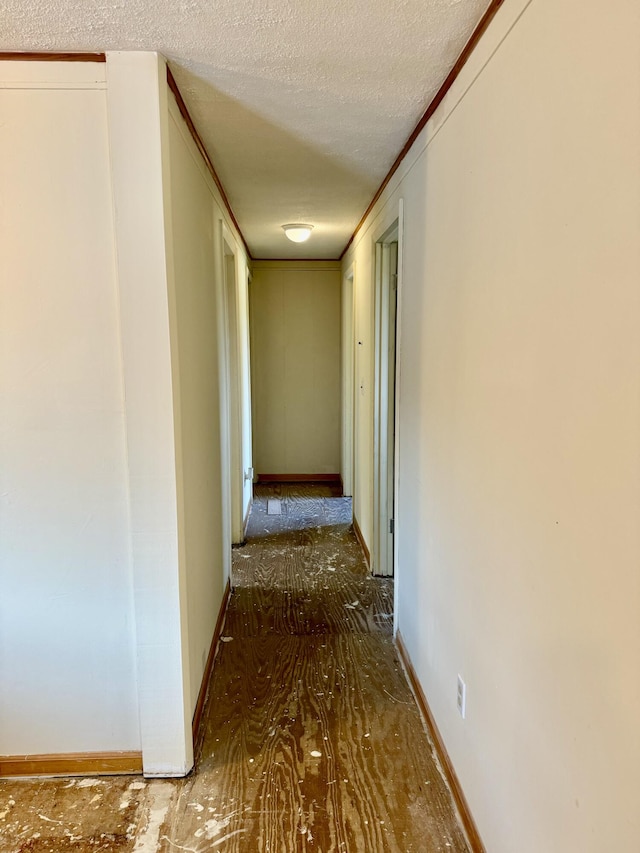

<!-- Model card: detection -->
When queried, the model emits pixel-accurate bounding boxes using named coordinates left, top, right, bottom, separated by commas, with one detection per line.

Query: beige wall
left=251, top=261, right=341, bottom=477
left=0, top=62, right=139, bottom=754
left=166, top=92, right=249, bottom=716
left=340, top=266, right=355, bottom=496
left=107, top=51, right=195, bottom=775
left=0, top=53, right=252, bottom=776
left=343, top=0, right=640, bottom=850
left=110, top=53, right=250, bottom=774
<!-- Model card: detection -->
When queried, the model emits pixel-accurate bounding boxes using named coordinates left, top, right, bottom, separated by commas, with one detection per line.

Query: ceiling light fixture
left=282, top=223, right=314, bottom=243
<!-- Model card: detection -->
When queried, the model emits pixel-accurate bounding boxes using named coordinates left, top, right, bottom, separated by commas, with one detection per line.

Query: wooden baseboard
left=257, top=473, right=341, bottom=484
left=192, top=578, right=232, bottom=750
left=0, top=751, right=142, bottom=778
left=395, top=632, right=486, bottom=853
left=352, top=513, right=370, bottom=568
left=0, top=52, right=106, bottom=62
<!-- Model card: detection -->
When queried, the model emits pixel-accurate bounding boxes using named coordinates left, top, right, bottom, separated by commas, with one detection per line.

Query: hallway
left=3, top=12, right=640, bottom=848
left=0, top=485, right=469, bottom=853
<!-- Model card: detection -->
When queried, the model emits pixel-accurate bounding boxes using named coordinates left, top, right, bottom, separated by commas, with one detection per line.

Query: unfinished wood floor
left=0, top=485, right=469, bottom=853
left=167, top=484, right=470, bottom=852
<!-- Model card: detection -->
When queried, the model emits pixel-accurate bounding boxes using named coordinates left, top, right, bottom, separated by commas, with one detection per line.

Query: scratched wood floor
left=162, top=484, right=470, bottom=853
left=0, top=485, right=470, bottom=853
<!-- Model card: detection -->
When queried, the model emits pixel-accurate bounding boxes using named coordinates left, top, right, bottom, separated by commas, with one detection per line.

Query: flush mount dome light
left=282, top=223, right=314, bottom=243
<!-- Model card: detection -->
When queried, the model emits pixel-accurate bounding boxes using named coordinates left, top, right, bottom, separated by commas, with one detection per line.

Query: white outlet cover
left=457, top=675, right=466, bottom=719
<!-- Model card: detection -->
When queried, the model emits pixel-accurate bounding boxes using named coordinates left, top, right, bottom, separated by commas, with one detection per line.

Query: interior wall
left=341, top=267, right=355, bottom=496
left=107, top=51, right=195, bottom=776
left=343, top=0, right=640, bottom=850
left=165, top=90, right=251, bottom=709
left=166, top=100, right=229, bottom=715
left=0, top=62, right=139, bottom=754
left=250, top=261, right=341, bottom=477
left=0, top=53, right=252, bottom=774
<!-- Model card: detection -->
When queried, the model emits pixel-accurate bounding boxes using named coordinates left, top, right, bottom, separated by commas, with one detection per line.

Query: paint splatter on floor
left=0, top=777, right=178, bottom=853
left=165, top=485, right=470, bottom=852
left=0, top=486, right=470, bottom=853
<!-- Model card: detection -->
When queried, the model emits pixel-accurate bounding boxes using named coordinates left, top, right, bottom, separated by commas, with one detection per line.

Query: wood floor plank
left=176, top=631, right=469, bottom=851
left=167, top=486, right=471, bottom=852
left=0, top=486, right=469, bottom=853
left=0, top=776, right=176, bottom=853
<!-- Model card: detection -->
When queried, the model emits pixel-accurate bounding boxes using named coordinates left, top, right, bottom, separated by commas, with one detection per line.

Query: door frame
left=372, top=200, right=404, bottom=597
left=220, top=222, right=244, bottom=546
left=373, top=227, right=397, bottom=577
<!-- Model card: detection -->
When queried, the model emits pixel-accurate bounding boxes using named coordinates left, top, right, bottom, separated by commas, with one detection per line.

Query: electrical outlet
left=457, top=675, right=466, bottom=719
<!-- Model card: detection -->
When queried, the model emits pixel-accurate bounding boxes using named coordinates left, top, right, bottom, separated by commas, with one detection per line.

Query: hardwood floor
left=172, top=484, right=470, bottom=852
left=0, top=486, right=470, bottom=853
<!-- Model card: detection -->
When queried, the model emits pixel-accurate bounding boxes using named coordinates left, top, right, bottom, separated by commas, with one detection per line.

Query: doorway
left=222, top=229, right=244, bottom=545
left=373, top=223, right=399, bottom=578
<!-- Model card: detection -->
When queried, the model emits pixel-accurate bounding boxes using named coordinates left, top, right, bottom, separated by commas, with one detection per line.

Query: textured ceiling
left=2, top=0, right=491, bottom=258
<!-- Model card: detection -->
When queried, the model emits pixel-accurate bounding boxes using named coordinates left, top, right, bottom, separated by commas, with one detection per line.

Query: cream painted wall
left=107, top=52, right=193, bottom=776
left=0, top=63, right=139, bottom=753
left=251, top=261, right=341, bottom=477
left=0, top=53, right=252, bottom=776
left=165, top=93, right=249, bottom=715
left=340, top=266, right=355, bottom=496
left=343, top=1, right=640, bottom=850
